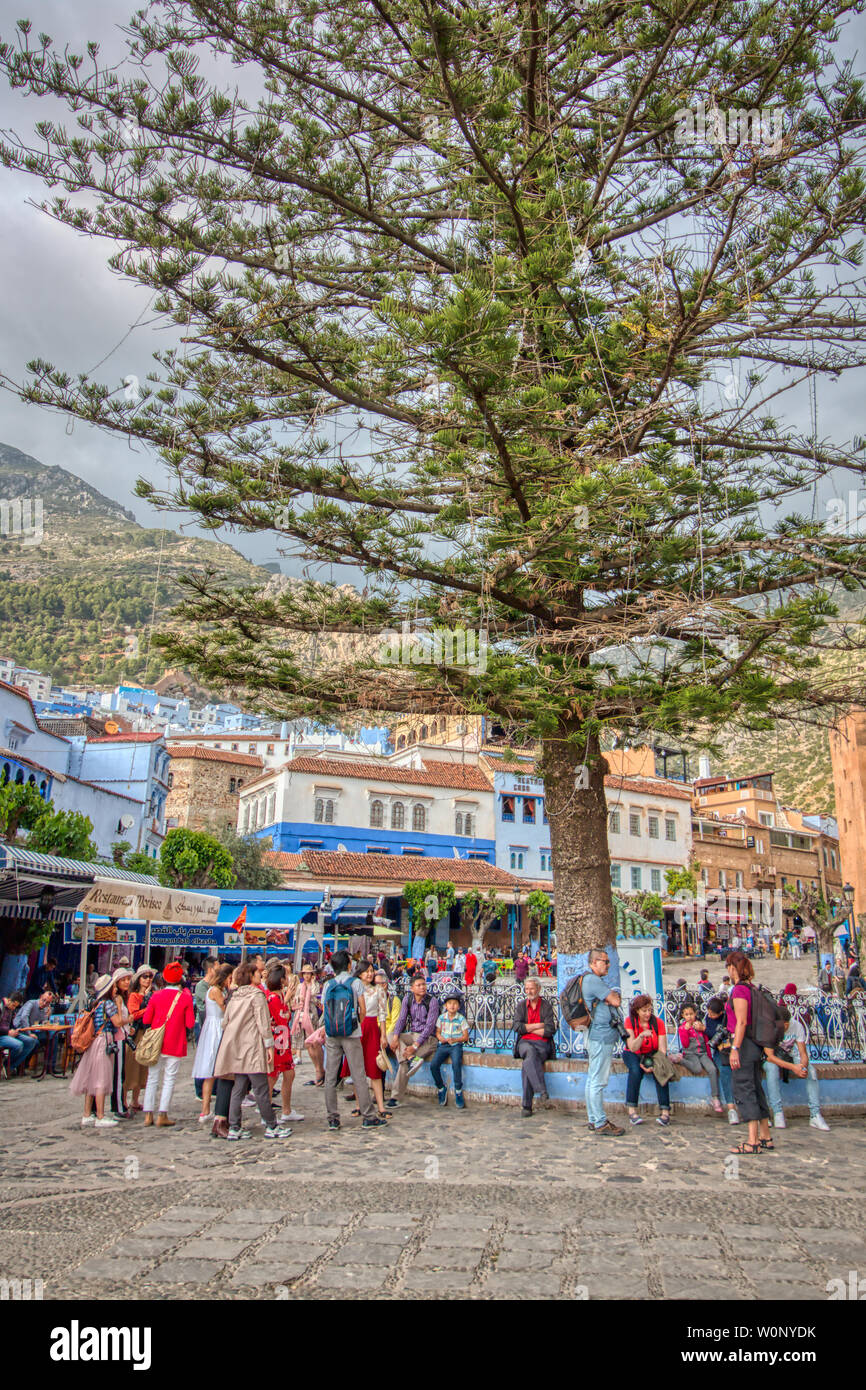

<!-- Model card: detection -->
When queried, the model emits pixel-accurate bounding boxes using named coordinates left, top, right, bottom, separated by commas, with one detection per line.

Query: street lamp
left=511, top=887, right=520, bottom=955
left=843, top=882, right=858, bottom=965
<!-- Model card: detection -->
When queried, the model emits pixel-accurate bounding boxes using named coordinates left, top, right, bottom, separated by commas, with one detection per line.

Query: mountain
left=0, top=442, right=272, bottom=687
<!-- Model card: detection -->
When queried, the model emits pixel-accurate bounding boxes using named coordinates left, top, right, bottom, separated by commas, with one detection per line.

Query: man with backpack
left=571, top=948, right=625, bottom=1136
left=321, top=950, right=384, bottom=1131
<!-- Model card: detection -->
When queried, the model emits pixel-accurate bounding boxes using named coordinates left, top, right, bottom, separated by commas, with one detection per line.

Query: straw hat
left=91, top=973, right=114, bottom=1002
left=132, top=963, right=155, bottom=984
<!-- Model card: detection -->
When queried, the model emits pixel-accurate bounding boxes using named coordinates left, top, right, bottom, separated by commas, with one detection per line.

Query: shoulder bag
left=134, top=990, right=183, bottom=1068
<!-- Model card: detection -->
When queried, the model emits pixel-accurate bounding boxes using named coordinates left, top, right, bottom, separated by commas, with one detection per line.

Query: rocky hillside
left=0, top=442, right=271, bottom=687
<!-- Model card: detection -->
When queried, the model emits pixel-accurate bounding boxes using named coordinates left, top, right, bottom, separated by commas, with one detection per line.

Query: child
left=763, top=1006, right=829, bottom=1133
left=677, top=1004, right=724, bottom=1113
left=430, top=992, right=470, bottom=1109
left=704, top=996, right=738, bottom=1124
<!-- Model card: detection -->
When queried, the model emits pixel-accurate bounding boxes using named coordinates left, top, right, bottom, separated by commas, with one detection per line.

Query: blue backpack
left=323, top=977, right=357, bottom=1038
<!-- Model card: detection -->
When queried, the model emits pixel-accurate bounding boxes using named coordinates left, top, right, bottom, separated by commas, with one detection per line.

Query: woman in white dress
left=193, top=964, right=233, bottom=1120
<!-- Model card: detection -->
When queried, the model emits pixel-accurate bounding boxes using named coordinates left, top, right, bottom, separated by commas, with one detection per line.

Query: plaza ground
left=1, top=1034, right=863, bottom=1301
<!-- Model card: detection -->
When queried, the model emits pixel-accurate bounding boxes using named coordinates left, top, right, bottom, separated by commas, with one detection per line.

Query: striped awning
left=0, top=845, right=167, bottom=925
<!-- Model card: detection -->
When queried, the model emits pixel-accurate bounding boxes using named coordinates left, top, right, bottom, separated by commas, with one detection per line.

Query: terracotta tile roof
left=87, top=732, right=164, bottom=743
left=166, top=745, right=263, bottom=768
left=603, top=775, right=693, bottom=801
left=265, top=849, right=518, bottom=886
left=279, top=756, right=493, bottom=792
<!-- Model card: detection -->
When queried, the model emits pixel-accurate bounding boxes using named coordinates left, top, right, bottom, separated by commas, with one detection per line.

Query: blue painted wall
left=252, top=819, right=495, bottom=862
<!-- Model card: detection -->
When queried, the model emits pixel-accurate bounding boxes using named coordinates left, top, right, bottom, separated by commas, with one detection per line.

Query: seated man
left=0, top=992, right=40, bottom=1075
left=512, top=976, right=556, bottom=1117
left=387, top=973, right=439, bottom=1106
left=14, top=988, right=56, bottom=1066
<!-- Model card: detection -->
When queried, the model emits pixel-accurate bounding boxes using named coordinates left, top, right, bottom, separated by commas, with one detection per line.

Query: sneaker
left=242, top=1097, right=256, bottom=1107
left=263, top=1126, right=291, bottom=1139
left=198, top=1113, right=211, bottom=1123
left=629, top=1113, right=644, bottom=1126
left=361, top=1117, right=387, bottom=1129
left=728, top=1108, right=740, bottom=1125
left=454, top=1091, right=465, bottom=1110
left=656, top=1113, right=671, bottom=1127
left=712, top=1099, right=724, bottom=1114
left=95, top=1116, right=119, bottom=1128
left=385, top=1098, right=400, bottom=1108
left=280, top=1110, right=304, bottom=1122
left=594, top=1119, right=625, bottom=1136
left=406, top=1059, right=425, bottom=1078
left=227, top=1127, right=253, bottom=1142
left=328, top=1119, right=341, bottom=1131
left=773, top=1112, right=787, bottom=1129
left=436, top=1086, right=448, bottom=1107
left=80, top=1115, right=95, bottom=1126
left=810, top=1114, right=831, bottom=1131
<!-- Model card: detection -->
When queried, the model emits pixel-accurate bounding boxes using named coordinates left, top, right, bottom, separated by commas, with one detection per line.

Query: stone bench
left=406, top=1049, right=866, bottom=1115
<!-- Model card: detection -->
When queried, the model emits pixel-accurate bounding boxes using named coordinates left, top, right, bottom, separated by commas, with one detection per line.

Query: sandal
left=729, top=1142, right=762, bottom=1155
left=759, top=1138, right=776, bottom=1151
left=377, top=1111, right=390, bottom=1121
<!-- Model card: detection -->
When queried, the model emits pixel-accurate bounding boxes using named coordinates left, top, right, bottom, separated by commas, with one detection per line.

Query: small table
left=24, top=1022, right=72, bottom=1079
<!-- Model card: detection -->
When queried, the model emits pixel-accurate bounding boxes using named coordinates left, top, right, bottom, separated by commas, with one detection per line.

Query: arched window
left=412, top=804, right=426, bottom=832
left=455, top=812, right=463, bottom=836
left=420, top=724, right=428, bottom=741
left=314, top=798, right=324, bottom=823
left=510, top=852, right=516, bottom=869
left=242, top=801, right=251, bottom=832
left=0, top=764, right=9, bottom=784
left=431, top=722, right=438, bottom=737
left=324, top=799, right=334, bottom=824
left=370, top=800, right=384, bottom=828
left=14, top=769, right=23, bottom=784
left=266, top=792, right=276, bottom=823
left=257, top=799, right=267, bottom=828
left=465, top=814, right=473, bottom=837
left=39, top=780, right=47, bottom=797
left=408, top=730, right=416, bottom=744
left=391, top=801, right=405, bottom=829
left=397, top=735, right=406, bottom=750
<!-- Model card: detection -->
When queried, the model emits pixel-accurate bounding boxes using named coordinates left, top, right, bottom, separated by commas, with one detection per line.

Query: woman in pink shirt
left=141, top=960, right=195, bottom=1127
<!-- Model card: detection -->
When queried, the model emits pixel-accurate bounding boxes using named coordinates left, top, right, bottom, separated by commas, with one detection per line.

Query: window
left=391, top=801, right=405, bottom=830
left=501, top=796, right=515, bottom=822
left=167, top=772, right=174, bottom=789
left=412, top=804, right=426, bottom=832
left=651, top=869, right=662, bottom=892
left=370, top=800, right=384, bottom=828
left=248, top=743, right=256, bottom=755
left=759, top=812, right=773, bottom=826
left=231, top=744, right=239, bottom=752
left=510, top=850, right=525, bottom=870
left=610, top=864, right=622, bottom=888
left=266, top=744, right=274, bottom=755
left=796, top=879, right=803, bottom=894
left=266, top=792, right=276, bottom=823
left=402, top=846, right=424, bottom=855
left=540, top=851, right=551, bottom=872
left=455, top=812, right=463, bottom=835
left=366, top=845, right=388, bottom=853
left=523, top=797, right=536, bottom=823
left=464, top=814, right=473, bottom=837
left=648, top=815, right=660, bottom=840
left=665, top=818, right=676, bottom=842
left=630, top=866, right=642, bottom=890
left=701, top=867, right=709, bottom=886
left=629, top=813, right=641, bottom=837
left=608, top=810, right=621, bottom=834
left=237, top=779, right=243, bottom=791
left=719, top=869, right=727, bottom=889
left=298, top=838, right=323, bottom=850
left=736, top=871, right=744, bottom=888
left=420, top=725, right=428, bottom=740
left=229, top=777, right=236, bottom=793
left=542, top=801, right=548, bottom=824
left=315, top=798, right=334, bottom=824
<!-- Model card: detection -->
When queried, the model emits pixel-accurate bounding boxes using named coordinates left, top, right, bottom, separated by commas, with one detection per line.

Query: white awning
left=77, top=878, right=221, bottom=926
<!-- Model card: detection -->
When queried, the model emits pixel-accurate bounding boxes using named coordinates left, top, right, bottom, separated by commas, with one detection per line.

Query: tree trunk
left=540, top=723, right=616, bottom=954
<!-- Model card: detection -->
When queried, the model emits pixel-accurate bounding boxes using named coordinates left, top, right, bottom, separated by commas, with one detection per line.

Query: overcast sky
left=1, top=1, right=865, bottom=577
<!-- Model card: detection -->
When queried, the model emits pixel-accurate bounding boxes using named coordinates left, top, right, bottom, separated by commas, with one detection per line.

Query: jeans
left=430, top=1042, right=464, bottom=1093
left=143, top=1054, right=182, bottom=1114
left=229, top=1073, right=275, bottom=1130
left=586, top=1038, right=616, bottom=1128
left=0, top=1033, right=38, bottom=1071
left=393, top=1032, right=437, bottom=1100
left=324, top=1036, right=375, bottom=1121
left=679, top=1047, right=720, bottom=1098
left=622, top=1048, right=669, bottom=1109
left=715, top=1051, right=734, bottom=1106
left=764, top=1059, right=821, bottom=1119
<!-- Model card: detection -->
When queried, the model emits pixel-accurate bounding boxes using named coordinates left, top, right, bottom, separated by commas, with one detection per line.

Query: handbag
left=375, top=1047, right=390, bottom=1073
left=134, top=990, right=182, bottom=1068
left=651, top=1051, right=678, bottom=1086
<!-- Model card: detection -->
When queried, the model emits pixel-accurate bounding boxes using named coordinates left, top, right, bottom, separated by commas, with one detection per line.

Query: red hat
left=163, top=961, right=184, bottom=984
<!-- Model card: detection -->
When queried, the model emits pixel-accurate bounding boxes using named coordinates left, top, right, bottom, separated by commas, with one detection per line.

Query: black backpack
left=745, top=984, right=786, bottom=1049
left=559, top=972, right=592, bottom=1029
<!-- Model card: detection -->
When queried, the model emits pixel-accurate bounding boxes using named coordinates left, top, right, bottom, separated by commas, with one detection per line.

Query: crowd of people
left=0, top=945, right=840, bottom=1152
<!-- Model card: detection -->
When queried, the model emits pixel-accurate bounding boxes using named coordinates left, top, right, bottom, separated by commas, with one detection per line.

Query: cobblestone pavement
left=1, top=1058, right=864, bottom=1301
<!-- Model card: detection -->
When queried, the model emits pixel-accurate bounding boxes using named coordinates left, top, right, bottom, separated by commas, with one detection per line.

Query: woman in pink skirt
left=70, top=974, right=124, bottom=1128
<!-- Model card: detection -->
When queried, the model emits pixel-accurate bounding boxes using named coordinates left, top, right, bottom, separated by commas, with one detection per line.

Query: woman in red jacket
left=464, top=950, right=477, bottom=987
left=141, top=961, right=195, bottom=1127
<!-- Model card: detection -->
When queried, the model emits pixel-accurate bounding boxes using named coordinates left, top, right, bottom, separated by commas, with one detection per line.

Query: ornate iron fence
left=393, top=975, right=866, bottom=1062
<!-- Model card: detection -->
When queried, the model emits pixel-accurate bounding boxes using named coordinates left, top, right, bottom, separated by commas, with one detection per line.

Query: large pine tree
left=3, top=0, right=866, bottom=950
